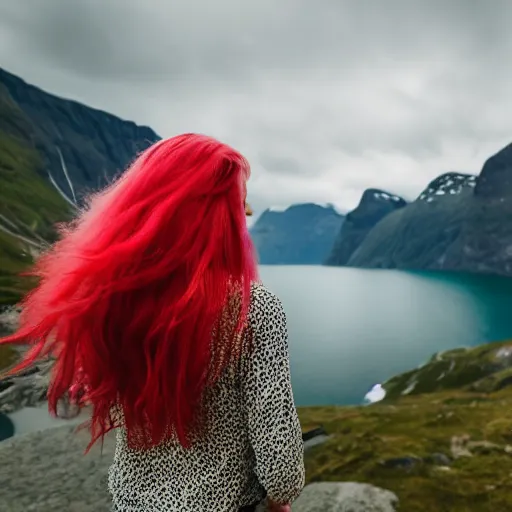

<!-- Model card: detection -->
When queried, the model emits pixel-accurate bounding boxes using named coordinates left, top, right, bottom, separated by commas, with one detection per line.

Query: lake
left=259, top=266, right=512, bottom=406
left=6, top=266, right=512, bottom=436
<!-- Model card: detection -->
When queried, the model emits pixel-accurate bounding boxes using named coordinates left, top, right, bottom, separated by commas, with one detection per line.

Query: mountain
left=250, top=203, right=343, bottom=264
left=0, top=68, right=160, bottom=198
left=0, top=68, right=160, bottom=306
left=325, top=189, right=407, bottom=265
left=346, top=144, right=512, bottom=275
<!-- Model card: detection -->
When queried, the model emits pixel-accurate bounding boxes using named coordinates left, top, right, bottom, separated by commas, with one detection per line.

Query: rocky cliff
left=328, top=142, right=512, bottom=276
left=250, top=203, right=343, bottom=265
left=0, top=68, right=161, bottom=306
left=345, top=173, right=477, bottom=269
left=324, top=189, right=406, bottom=265
left=0, top=68, right=160, bottom=198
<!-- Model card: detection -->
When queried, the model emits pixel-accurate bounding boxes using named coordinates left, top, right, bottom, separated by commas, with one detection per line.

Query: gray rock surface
left=0, top=360, right=53, bottom=414
left=0, top=425, right=398, bottom=511
left=292, top=482, right=399, bottom=512
left=0, top=425, right=115, bottom=512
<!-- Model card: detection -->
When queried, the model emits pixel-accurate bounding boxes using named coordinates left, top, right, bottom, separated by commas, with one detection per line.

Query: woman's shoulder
left=250, top=282, right=281, bottom=306
left=249, top=282, right=285, bottom=320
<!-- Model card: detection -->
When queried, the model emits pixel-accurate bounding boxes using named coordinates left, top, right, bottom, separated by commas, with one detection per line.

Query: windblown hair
left=0, top=133, right=259, bottom=451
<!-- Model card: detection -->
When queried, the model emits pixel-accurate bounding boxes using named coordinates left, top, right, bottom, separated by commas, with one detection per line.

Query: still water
left=259, top=266, right=512, bottom=406
left=7, top=266, right=512, bottom=435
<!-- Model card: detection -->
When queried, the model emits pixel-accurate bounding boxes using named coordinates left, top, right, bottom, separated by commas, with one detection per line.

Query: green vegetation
left=0, top=344, right=17, bottom=372
left=0, top=87, right=72, bottom=306
left=383, top=340, right=512, bottom=398
left=298, top=339, right=512, bottom=512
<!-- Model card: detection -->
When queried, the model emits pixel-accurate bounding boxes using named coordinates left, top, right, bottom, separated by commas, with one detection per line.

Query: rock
left=302, top=426, right=331, bottom=450
left=379, top=455, right=422, bottom=472
left=0, top=424, right=116, bottom=512
left=302, top=426, right=328, bottom=442
left=0, top=425, right=399, bottom=512
left=450, top=434, right=512, bottom=459
left=450, top=434, right=473, bottom=458
left=434, top=466, right=452, bottom=472
left=467, top=440, right=504, bottom=455
left=303, top=434, right=330, bottom=451
left=0, top=306, right=20, bottom=335
left=0, top=359, right=52, bottom=414
left=292, top=482, right=399, bottom=512
left=425, top=452, right=452, bottom=466
left=380, top=452, right=452, bottom=471
left=0, top=411, right=14, bottom=441
left=325, top=189, right=406, bottom=266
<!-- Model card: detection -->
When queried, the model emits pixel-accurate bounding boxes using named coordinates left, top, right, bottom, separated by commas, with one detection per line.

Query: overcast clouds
left=1, top=0, right=511, bottom=219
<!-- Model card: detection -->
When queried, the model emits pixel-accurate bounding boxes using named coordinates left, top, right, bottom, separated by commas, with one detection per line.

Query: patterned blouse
left=108, top=284, right=305, bottom=511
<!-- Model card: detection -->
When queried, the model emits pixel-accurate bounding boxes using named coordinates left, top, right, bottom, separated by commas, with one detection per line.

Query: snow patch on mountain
left=372, top=191, right=404, bottom=203
left=418, top=173, right=477, bottom=202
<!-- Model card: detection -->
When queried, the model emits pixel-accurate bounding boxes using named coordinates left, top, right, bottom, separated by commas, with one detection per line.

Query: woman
left=0, top=134, right=305, bottom=511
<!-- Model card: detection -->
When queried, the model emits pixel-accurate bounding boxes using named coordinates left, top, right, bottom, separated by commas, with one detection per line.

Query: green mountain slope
left=0, top=88, right=72, bottom=306
left=0, top=68, right=161, bottom=308
left=0, top=68, right=160, bottom=200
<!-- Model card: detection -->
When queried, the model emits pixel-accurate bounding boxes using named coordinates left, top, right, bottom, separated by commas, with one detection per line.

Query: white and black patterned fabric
left=108, top=283, right=305, bottom=511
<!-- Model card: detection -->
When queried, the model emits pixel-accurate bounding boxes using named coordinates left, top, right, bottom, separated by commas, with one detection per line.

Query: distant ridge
left=250, top=203, right=343, bottom=265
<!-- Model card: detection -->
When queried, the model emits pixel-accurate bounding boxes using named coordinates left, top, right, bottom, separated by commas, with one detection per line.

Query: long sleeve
left=240, top=286, right=305, bottom=505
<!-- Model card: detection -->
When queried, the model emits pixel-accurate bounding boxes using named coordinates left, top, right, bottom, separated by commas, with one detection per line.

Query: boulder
left=292, top=482, right=399, bottom=512
left=0, top=411, right=14, bottom=441
left=0, top=360, right=52, bottom=414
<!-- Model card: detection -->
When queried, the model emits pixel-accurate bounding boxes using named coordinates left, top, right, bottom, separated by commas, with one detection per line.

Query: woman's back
left=108, top=283, right=305, bottom=511
left=0, top=134, right=305, bottom=511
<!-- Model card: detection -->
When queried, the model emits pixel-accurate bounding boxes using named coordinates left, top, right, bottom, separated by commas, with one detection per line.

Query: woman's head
left=0, top=133, right=259, bottom=451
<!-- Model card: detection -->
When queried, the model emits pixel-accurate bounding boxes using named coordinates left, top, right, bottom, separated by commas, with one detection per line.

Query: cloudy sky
left=1, top=0, right=511, bottom=219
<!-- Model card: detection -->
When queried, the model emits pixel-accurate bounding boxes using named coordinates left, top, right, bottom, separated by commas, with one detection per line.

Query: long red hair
left=0, top=133, right=259, bottom=451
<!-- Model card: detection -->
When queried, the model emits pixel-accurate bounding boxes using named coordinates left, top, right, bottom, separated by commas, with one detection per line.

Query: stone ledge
left=293, top=482, right=398, bottom=512
left=0, top=425, right=398, bottom=511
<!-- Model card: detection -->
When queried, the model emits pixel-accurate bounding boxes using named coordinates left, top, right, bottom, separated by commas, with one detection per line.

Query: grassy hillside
left=0, top=69, right=163, bottom=309
left=383, top=340, right=512, bottom=399
left=0, top=345, right=18, bottom=371
left=298, top=339, right=512, bottom=512
left=0, top=86, right=72, bottom=306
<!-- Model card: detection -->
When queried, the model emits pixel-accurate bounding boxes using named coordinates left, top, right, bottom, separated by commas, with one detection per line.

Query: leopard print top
left=108, top=283, right=305, bottom=511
